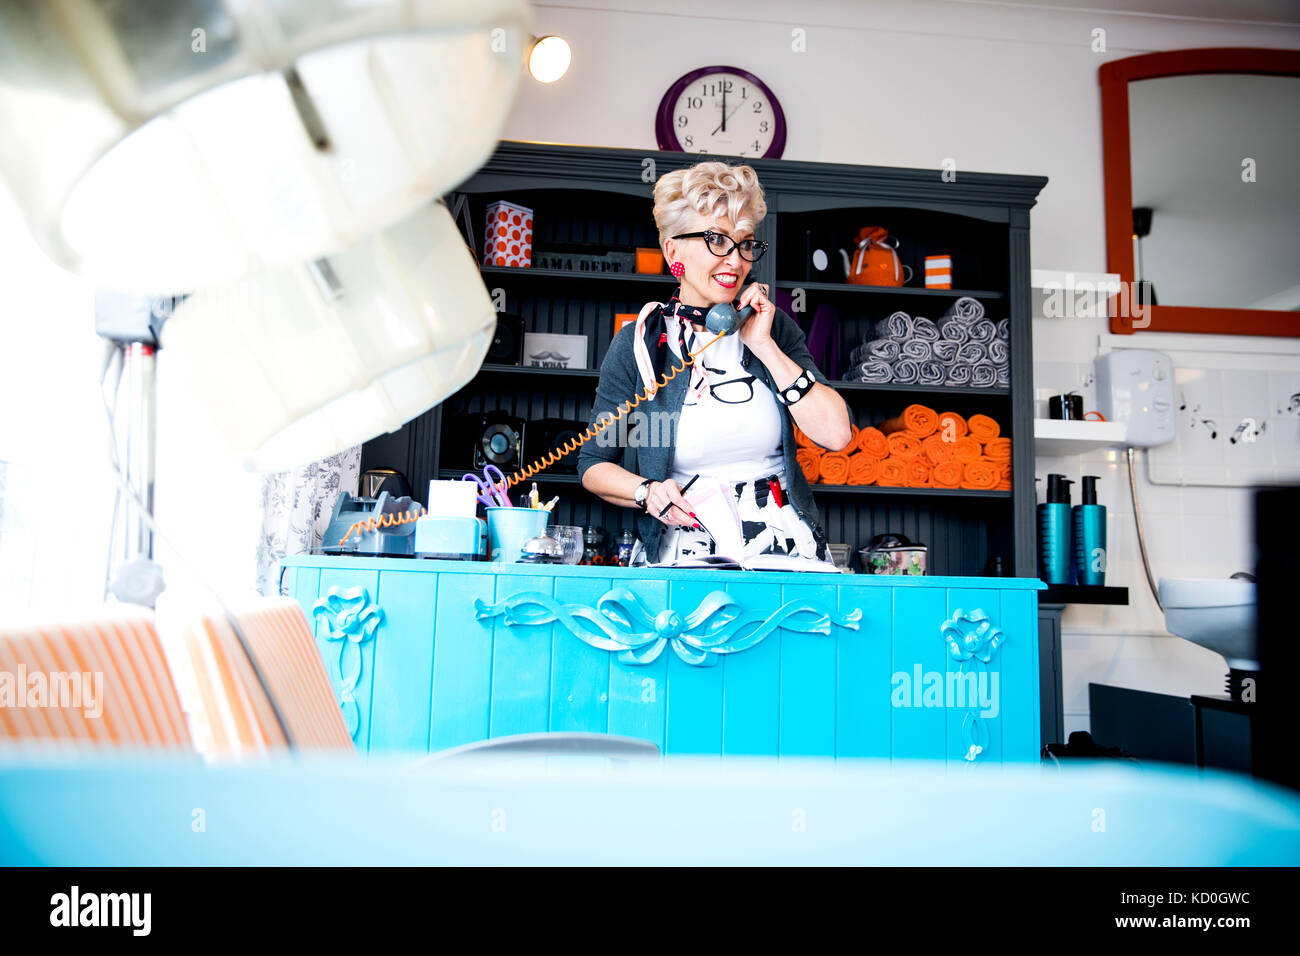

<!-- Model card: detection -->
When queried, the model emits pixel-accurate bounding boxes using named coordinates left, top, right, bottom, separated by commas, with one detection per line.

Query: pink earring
left=670, top=261, right=685, bottom=278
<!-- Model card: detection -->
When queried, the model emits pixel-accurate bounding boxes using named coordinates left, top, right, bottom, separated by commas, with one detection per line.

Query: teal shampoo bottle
left=1073, top=474, right=1107, bottom=586
left=1038, top=474, right=1073, bottom=585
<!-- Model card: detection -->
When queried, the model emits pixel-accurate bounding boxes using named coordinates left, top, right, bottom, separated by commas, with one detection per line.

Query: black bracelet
left=775, top=367, right=818, bottom=406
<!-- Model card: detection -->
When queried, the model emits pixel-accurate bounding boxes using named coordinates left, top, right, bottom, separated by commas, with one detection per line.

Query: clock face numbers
left=673, top=75, right=775, bottom=157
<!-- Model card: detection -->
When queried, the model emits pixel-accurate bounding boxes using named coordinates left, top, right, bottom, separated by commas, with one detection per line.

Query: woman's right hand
left=645, top=480, right=699, bottom=529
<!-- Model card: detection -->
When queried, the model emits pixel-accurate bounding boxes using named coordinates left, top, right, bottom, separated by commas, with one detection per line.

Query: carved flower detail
left=942, top=608, right=1004, bottom=664
left=314, top=587, right=383, bottom=644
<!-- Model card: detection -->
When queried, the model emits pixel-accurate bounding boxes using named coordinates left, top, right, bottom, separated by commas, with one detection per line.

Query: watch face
left=656, top=66, right=786, bottom=159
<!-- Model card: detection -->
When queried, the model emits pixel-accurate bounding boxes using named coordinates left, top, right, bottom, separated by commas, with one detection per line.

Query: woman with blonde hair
left=578, top=161, right=852, bottom=566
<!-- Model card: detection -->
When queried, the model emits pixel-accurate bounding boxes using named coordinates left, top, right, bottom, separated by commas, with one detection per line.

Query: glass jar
left=582, top=525, right=607, bottom=565
left=617, top=529, right=635, bottom=567
left=550, top=525, right=585, bottom=565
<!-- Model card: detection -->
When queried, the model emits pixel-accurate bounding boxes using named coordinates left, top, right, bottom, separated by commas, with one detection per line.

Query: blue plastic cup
left=485, top=507, right=550, bottom=563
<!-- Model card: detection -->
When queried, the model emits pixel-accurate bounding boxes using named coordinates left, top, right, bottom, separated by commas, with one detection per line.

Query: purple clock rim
left=654, top=64, right=786, bottom=160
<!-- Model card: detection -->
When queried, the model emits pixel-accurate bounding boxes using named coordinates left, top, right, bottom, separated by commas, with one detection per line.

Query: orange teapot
left=838, top=226, right=913, bottom=287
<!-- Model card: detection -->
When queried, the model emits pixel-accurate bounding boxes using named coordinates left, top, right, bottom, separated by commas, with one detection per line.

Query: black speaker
left=487, top=313, right=526, bottom=365
left=522, top=417, right=587, bottom=474
left=442, top=411, right=525, bottom=472
left=476, top=412, right=525, bottom=470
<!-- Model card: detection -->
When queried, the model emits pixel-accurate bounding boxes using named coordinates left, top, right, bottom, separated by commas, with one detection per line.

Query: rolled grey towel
left=875, top=311, right=913, bottom=342
left=917, top=360, right=946, bottom=385
left=971, top=363, right=998, bottom=388
left=942, top=296, right=985, bottom=322
left=996, top=317, right=1010, bottom=340
left=938, top=316, right=969, bottom=344
left=900, top=338, right=933, bottom=361
left=847, top=360, right=893, bottom=384
left=956, top=341, right=988, bottom=364
left=911, top=317, right=940, bottom=341
left=995, top=363, right=1010, bottom=387
left=987, top=339, right=1009, bottom=364
left=932, top=340, right=959, bottom=363
left=891, top=359, right=920, bottom=385
left=856, top=339, right=900, bottom=362
left=944, top=363, right=973, bottom=387
left=966, top=318, right=997, bottom=344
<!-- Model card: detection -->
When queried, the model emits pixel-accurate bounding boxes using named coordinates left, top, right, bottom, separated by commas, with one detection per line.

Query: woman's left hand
left=736, top=280, right=776, bottom=352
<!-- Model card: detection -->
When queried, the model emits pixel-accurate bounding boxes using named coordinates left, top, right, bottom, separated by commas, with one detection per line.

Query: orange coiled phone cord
left=502, top=328, right=727, bottom=490
left=339, top=506, right=426, bottom=546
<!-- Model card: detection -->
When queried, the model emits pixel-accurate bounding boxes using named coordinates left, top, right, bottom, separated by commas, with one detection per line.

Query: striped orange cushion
left=176, top=599, right=352, bottom=758
left=0, top=608, right=190, bottom=750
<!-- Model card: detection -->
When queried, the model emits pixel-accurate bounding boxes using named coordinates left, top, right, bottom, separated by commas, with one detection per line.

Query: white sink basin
left=1159, top=577, right=1258, bottom=670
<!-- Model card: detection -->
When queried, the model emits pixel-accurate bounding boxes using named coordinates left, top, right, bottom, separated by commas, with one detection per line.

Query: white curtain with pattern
left=255, top=448, right=361, bottom=596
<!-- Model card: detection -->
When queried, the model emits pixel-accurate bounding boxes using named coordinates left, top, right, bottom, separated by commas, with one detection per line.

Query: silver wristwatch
left=633, top=479, right=653, bottom=511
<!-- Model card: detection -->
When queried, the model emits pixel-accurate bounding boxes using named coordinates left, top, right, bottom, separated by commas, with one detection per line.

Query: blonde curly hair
left=652, top=161, right=767, bottom=253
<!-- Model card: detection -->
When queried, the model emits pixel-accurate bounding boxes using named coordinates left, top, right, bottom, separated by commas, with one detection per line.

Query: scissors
left=462, top=464, right=512, bottom=508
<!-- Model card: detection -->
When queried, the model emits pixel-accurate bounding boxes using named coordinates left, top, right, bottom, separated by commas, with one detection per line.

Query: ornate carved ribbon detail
left=474, top=587, right=862, bottom=666
left=312, top=586, right=384, bottom=739
left=941, top=607, right=1006, bottom=762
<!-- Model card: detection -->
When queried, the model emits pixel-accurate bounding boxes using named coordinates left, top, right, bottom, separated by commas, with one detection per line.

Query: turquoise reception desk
left=280, top=556, right=1045, bottom=762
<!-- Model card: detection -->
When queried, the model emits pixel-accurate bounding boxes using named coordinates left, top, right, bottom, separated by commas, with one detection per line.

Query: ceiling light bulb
left=528, top=36, right=571, bottom=83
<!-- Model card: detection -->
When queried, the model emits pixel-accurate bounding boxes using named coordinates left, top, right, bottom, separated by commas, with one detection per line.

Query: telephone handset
left=704, top=301, right=754, bottom=336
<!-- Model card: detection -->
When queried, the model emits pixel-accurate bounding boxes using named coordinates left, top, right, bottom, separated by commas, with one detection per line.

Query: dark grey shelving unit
left=775, top=279, right=1007, bottom=300
left=362, top=140, right=1047, bottom=578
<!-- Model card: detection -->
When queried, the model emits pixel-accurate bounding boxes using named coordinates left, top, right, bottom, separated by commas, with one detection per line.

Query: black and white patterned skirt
left=632, top=473, right=833, bottom=567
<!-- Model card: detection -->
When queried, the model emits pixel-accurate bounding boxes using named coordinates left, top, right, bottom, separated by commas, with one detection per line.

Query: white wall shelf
left=1031, top=269, right=1120, bottom=320
left=1034, top=418, right=1127, bottom=457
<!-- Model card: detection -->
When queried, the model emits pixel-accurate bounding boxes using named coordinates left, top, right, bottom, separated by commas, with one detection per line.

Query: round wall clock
left=655, top=65, right=786, bottom=159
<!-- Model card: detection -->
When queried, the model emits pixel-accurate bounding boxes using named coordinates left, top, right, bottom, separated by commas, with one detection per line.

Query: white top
left=670, top=327, right=785, bottom=485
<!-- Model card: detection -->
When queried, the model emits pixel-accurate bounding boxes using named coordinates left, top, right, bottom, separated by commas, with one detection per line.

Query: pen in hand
left=657, top=473, right=699, bottom=520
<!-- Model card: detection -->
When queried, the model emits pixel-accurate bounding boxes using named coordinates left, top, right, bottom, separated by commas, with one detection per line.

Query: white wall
left=505, top=0, right=1300, bottom=731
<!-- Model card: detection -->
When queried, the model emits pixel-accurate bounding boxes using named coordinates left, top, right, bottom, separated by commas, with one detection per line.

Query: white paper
left=426, top=480, right=478, bottom=519
left=684, top=481, right=745, bottom=560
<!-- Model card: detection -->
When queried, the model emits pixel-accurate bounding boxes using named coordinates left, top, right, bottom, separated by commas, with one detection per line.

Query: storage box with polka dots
left=482, top=200, right=533, bottom=268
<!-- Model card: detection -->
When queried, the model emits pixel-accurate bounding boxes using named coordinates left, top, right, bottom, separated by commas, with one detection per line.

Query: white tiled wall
left=1033, top=314, right=1300, bottom=736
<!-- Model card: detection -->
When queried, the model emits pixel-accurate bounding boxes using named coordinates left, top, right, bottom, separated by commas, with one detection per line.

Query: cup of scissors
left=462, top=465, right=512, bottom=509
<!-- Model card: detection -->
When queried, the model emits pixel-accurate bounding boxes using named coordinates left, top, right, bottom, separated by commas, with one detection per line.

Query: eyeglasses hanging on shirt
left=683, top=325, right=756, bottom=406
left=700, top=364, right=757, bottom=405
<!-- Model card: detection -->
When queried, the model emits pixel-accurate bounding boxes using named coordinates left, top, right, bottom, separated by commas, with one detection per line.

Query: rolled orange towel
left=984, top=437, right=1012, bottom=461
left=963, top=459, right=1000, bottom=490
left=951, top=436, right=982, bottom=462
left=877, top=457, right=907, bottom=487
left=797, top=447, right=821, bottom=483
left=848, top=453, right=880, bottom=486
left=877, top=414, right=906, bottom=436
left=967, top=413, right=1001, bottom=443
left=903, top=403, right=939, bottom=438
left=996, top=461, right=1013, bottom=490
left=793, top=424, right=818, bottom=450
left=922, top=433, right=954, bottom=466
left=906, top=458, right=933, bottom=487
left=820, top=451, right=851, bottom=485
left=932, top=459, right=964, bottom=488
left=887, top=432, right=922, bottom=461
left=937, top=410, right=968, bottom=440
left=857, top=426, right=889, bottom=459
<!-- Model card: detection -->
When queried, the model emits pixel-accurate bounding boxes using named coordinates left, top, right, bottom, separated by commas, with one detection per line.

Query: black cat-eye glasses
left=672, top=230, right=769, bottom=262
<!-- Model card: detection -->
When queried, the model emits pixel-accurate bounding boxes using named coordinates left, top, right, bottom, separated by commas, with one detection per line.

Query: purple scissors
left=462, top=464, right=511, bottom=508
